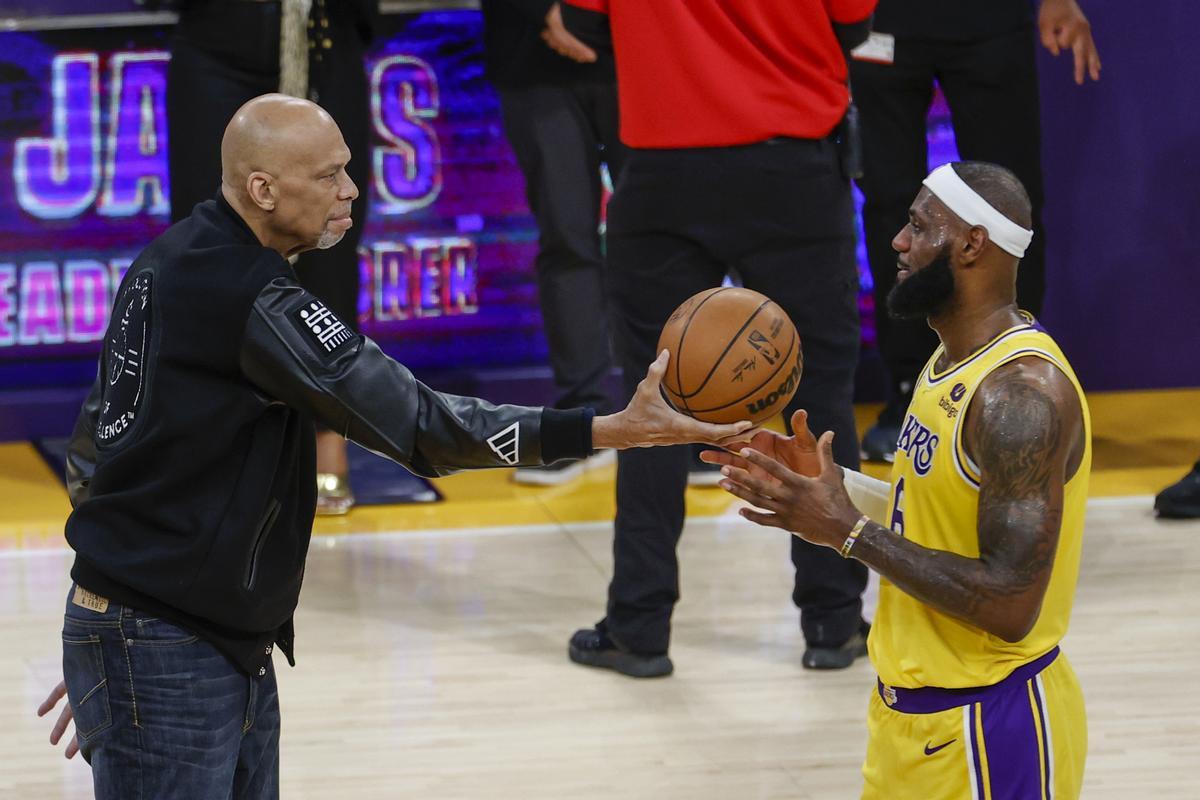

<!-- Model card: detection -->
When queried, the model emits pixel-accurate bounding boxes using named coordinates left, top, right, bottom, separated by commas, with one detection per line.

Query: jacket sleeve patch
left=289, top=298, right=356, bottom=358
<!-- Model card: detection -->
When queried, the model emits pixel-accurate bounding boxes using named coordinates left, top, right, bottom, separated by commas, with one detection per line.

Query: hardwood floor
left=5, top=499, right=1198, bottom=798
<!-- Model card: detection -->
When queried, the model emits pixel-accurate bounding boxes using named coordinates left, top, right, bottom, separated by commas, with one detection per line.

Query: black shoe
left=1155, top=461, right=1200, bottom=519
left=802, top=620, right=870, bottom=670
left=568, top=627, right=674, bottom=678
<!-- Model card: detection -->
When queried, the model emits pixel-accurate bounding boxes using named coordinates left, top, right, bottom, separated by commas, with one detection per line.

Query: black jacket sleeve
left=238, top=278, right=592, bottom=478
left=65, top=371, right=103, bottom=508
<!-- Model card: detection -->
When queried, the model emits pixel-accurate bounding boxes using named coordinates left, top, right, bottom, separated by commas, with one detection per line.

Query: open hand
left=717, top=430, right=862, bottom=548
left=699, top=409, right=821, bottom=483
left=541, top=3, right=597, bottom=64
left=1038, top=0, right=1101, bottom=84
left=592, top=350, right=755, bottom=450
left=37, top=680, right=80, bottom=759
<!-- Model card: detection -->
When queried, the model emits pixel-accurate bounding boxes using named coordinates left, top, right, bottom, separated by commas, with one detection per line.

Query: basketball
left=656, top=287, right=802, bottom=425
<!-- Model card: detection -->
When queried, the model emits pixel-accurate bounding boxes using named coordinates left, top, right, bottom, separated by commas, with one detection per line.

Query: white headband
left=922, top=164, right=1033, bottom=258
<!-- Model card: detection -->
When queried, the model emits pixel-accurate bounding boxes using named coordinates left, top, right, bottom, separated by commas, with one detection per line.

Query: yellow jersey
left=868, top=316, right=1091, bottom=689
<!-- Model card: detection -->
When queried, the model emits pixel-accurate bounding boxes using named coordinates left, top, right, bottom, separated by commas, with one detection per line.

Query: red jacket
left=564, top=0, right=876, bottom=148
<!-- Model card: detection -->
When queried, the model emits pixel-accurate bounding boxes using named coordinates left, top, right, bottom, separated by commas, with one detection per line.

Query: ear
left=959, top=225, right=990, bottom=266
left=246, top=171, right=276, bottom=211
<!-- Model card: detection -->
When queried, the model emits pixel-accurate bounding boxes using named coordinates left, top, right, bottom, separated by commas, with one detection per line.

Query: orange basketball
left=657, top=287, right=803, bottom=425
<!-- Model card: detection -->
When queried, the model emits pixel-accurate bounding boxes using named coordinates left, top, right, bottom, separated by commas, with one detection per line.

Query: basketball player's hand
left=698, top=409, right=821, bottom=483
left=593, top=350, right=755, bottom=449
left=541, top=3, right=597, bottom=64
left=1038, top=0, right=1101, bottom=84
left=717, top=430, right=863, bottom=548
left=37, top=680, right=80, bottom=759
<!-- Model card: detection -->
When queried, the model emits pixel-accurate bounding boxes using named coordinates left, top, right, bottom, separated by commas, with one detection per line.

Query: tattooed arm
left=716, top=357, right=1084, bottom=642
left=851, top=358, right=1082, bottom=640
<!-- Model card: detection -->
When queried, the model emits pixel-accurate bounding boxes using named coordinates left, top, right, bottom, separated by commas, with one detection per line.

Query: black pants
left=852, top=26, right=1046, bottom=391
left=601, top=139, right=868, bottom=654
left=498, top=82, right=624, bottom=413
left=166, top=20, right=370, bottom=330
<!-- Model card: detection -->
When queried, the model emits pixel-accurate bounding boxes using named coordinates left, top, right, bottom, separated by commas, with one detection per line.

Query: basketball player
left=852, top=0, right=1100, bottom=464
left=705, top=161, right=1091, bottom=798
left=36, top=94, right=752, bottom=799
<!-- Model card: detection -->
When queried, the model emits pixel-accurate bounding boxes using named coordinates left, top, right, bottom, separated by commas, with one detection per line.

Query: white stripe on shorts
left=963, top=704, right=981, bottom=800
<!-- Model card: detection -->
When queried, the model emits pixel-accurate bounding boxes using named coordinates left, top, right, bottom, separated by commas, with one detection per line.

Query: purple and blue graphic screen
left=0, top=12, right=957, bottom=387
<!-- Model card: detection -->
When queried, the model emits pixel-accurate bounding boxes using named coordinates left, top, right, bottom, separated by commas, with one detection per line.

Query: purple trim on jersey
left=978, top=674, right=1044, bottom=799
left=1031, top=676, right=1053, bottom=799
left=876, top=647, right=1060, bottom=714
left=969, top=702, right=987, bottom=799
left=926, top=325, right=1034, bottom=385
left=950, top=347, right=1066, bottom=491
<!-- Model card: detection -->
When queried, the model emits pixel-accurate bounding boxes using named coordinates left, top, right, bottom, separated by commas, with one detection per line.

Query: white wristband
left=841, top=467, right=891, bottom=523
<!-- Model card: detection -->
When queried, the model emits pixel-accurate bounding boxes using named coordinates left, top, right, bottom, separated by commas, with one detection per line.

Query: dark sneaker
left=802, top=620, right=870, bottom=670
left=1154, top=461, right=1200, bottom=519
left=568, top=627, right=674, bottom=678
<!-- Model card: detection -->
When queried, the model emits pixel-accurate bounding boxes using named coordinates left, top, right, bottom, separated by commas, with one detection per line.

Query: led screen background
left=0, top=11, right=959, bottom=389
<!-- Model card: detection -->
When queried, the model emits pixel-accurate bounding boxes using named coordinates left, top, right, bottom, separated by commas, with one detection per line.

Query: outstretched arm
left=718, top=359, right=1082, bottom=642
left=240, top=279, right=751, bottom=477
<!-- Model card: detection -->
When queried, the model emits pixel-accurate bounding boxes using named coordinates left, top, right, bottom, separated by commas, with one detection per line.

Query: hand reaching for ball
left=698, top=409, right=822, bottom=484
left=592, top=350, right=756, bottom=450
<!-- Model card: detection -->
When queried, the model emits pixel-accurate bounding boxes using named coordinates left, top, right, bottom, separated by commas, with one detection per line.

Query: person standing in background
left=481, top=0, right=624, bottom=486
left=852, top=0, right=1100, bottom=462
left=552, top=0, right=876, bottom=677
left=166, top=0, right=377, bottom=513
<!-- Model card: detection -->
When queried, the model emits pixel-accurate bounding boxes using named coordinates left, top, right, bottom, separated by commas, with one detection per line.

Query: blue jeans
left=61, top=584, right=280, bottom=799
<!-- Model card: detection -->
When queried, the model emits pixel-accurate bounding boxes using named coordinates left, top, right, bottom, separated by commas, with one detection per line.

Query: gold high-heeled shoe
left=315, top=472, right=355, bottom=516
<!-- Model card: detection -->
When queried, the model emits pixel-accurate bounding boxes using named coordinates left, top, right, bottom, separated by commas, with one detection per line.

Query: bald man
left=706, top=162, right=1092, bottom=797
left=39, top=95, right=751, bottom=800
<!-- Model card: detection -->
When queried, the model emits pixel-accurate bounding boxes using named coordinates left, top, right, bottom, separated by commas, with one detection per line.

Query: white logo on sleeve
left=487, top=422, right=520, bottom=465
left=297, top=300, right=355, bottom=354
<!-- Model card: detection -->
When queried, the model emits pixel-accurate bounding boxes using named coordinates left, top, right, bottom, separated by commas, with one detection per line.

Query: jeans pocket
left=129, top=616, right=199, bottom=646
left=62, top=633, right=112, bottom=740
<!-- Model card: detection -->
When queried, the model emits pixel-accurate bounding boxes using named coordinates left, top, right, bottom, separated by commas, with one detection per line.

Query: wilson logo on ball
left=656, top=287, right=803, bottom=425
left=744, top=357, right=801, bottom=417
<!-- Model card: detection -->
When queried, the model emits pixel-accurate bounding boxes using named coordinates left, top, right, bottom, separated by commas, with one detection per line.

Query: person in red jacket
left=553, top=0, right=878, bottom=677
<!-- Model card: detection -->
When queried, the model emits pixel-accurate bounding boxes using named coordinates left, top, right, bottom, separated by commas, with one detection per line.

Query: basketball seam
left=684, top=330, right=800, bottom=413
left=675, top=299, right=774, bottom=400
left=672, top=288, right=729, bottom=414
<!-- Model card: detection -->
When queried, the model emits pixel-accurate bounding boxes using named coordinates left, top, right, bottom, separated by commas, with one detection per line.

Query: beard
left=887, top=250, right=956, bottom=320
left=315, top=228, right=346, bottom=250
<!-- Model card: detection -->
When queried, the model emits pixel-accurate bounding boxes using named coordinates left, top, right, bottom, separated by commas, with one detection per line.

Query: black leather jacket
left=63, top=194, right=591, bottom=675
